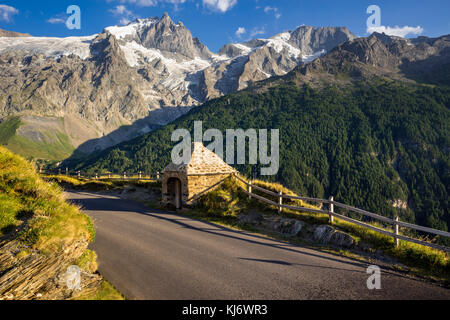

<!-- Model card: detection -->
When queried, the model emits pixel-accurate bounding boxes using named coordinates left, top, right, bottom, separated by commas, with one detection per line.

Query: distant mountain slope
left=0, top=15, right=355, bottom=159
left=0, top=116, right=74, bottom=160
left=0, top=28, right=31, bottom=37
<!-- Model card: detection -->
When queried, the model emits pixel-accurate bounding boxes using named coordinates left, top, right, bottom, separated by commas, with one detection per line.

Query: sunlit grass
left=42, top=174, right=160, bottom=191
left=73, top=280, right=125, bottom=301
left=0, top=146, right=95, bottom=252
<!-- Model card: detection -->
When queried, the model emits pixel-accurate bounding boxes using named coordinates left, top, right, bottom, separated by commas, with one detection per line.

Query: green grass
left=0, top=117, right=75, bottom=160
left=74, top=280, right=125, bottom=300
left=0, top=117, right=22, bottom=143
left=0, top=147, right=126, bottom=299
left=4, top=132, right=74, bottom=161
left=0, top=146, right=94, bottom=253
left=0, top=147, right=127, bottom=299
left=42, top=174, right=161, bottom=191
left=75, top=249, right=98, bottom=273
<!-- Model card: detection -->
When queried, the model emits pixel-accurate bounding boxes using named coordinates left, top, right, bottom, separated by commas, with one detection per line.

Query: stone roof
left=163, top=142, right=236, bottom=175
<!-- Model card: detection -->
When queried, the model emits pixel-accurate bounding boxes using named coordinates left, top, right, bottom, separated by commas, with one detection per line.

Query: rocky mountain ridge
left=275, top=32, right=450, bottom=88
left=0, top=14, right=354, bottom=158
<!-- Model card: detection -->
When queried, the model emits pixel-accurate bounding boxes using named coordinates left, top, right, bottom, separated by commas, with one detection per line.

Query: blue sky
left=0, top=0, right=449, bottom=52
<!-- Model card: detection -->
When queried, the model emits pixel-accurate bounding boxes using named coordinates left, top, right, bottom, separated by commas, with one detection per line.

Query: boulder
left=272, top=219, right=304, bottom=236
left=238, top=212, right=264, bottom=226
left=313, top=225, right=355, bottom=248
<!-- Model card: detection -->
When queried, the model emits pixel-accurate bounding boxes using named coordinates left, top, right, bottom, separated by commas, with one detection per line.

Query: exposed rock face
left=272, top=219, right=304, bottom=236
left=288, top=26, right=355, bottom=55
left=0, top=32, right=150, bottom=155
left=313, top=225, right=355, bottom=248
left=138, top=13, right=212, bottom=60
left=289, top=33, right=450, bottom=86
left=238, top=211, right=264, bottom=225
left=0, top=15, right=356, bottom=158
left=202, top=26, right=355, bottom=97
left=0, top=239, right=101, bottom=300
left=237, top=212, right=355, bottom=248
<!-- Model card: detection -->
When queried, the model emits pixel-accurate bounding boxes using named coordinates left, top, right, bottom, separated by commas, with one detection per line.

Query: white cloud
left=0, top=4, right=19, bottom=22
left=367, top=25, right=424, bottom=38
left=110, top=5, right=132, bottom=15
left=46, top=17, right=66, bottom=24
left=203, top=0, right=237, bottom=13
left=250, top=26, right=265, bottom=37
left=120, top=17, right=132, bottom=25
left=235, top=27, right=246, bottom=38
left=106, top=0, right=186, bottom=7
left=109, top=5, right=136, bottom=25
left=264, top=6, right=281, bottom=19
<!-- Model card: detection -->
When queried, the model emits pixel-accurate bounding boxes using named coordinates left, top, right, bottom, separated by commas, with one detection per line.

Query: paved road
left=66, top=191, right=450, bottom=300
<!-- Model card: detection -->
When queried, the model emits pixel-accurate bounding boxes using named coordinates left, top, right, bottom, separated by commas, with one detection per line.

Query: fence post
left=58, top=168, right=61, bottom=175
left=394, top=216, right=399, bottom=248
left=278, top=191, right=283, bottom=214
left=157, top=172, right=160, bottom=181
left=329, top=196, right=334, bottom=224
left=123, top=172, right=127, bottom=180
left=139, top=171, right=142, bottom=179
left=66, top=167, right=68, bottom=176
left=95, top=173, right=98, bottom=180
left=248, top=180, right=252, bottom=200
left=77, top=171, right=81, bottom=179
left=108, top=173, right=111, bottom=179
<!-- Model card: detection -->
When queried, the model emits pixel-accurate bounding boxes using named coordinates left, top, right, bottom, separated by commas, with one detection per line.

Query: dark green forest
left=71, top=80, right=450, bottom=234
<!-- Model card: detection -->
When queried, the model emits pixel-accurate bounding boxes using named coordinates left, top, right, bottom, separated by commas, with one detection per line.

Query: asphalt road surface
left=66, top=191, right=450, bottom=300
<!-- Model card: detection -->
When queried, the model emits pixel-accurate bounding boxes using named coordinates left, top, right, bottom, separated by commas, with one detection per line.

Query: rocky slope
left=0, top=239, right=102, bottom=300
left=0, top=14, right=355, bottom=158
left=275, top=32, right=450, bottom=88
left=0, top=29, right=30, bottom=37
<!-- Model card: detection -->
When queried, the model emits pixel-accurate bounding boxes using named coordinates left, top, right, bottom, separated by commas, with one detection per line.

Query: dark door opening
left=167, top=177, right=182, bottom=209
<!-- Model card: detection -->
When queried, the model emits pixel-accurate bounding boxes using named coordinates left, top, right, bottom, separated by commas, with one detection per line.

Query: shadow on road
left=238, top=257, right=367, bottom=274
left=69, top=193, right=421, bottom=282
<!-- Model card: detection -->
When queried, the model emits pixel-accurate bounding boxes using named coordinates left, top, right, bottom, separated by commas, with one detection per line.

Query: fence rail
left=40, top=169, right=161, bottom=181
left=233, top=174, right=450, bottom=253
left=40, top=169, right=450, bottom=252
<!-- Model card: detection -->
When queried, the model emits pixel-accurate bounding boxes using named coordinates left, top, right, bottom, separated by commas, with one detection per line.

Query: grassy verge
left=0, top=146, right=124, bottom=299
left=74, top=280, right=125, bottom=300
left=72, top=249, right=124, bottom=300
left=42, top=174, right=161, bottom=192
left=0, top=146, right=94, bottom=253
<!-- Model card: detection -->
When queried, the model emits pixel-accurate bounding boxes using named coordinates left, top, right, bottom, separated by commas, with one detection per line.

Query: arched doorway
left=167, top=177, right=182, bottom=209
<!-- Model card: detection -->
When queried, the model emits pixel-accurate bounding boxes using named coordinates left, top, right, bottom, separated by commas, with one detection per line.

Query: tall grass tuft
left=0, top=146, right=95, bottom=253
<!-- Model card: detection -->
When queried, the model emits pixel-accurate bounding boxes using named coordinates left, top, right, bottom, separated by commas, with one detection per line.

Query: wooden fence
left=233, top=174, right=450, bottom=253
left=40, top=169, right=161, bottom=181
left=40, top=169, right=450, bottom=252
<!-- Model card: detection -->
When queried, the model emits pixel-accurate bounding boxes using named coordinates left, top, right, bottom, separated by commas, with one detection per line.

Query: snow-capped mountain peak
left=0, top=15, right=357, bottom=154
